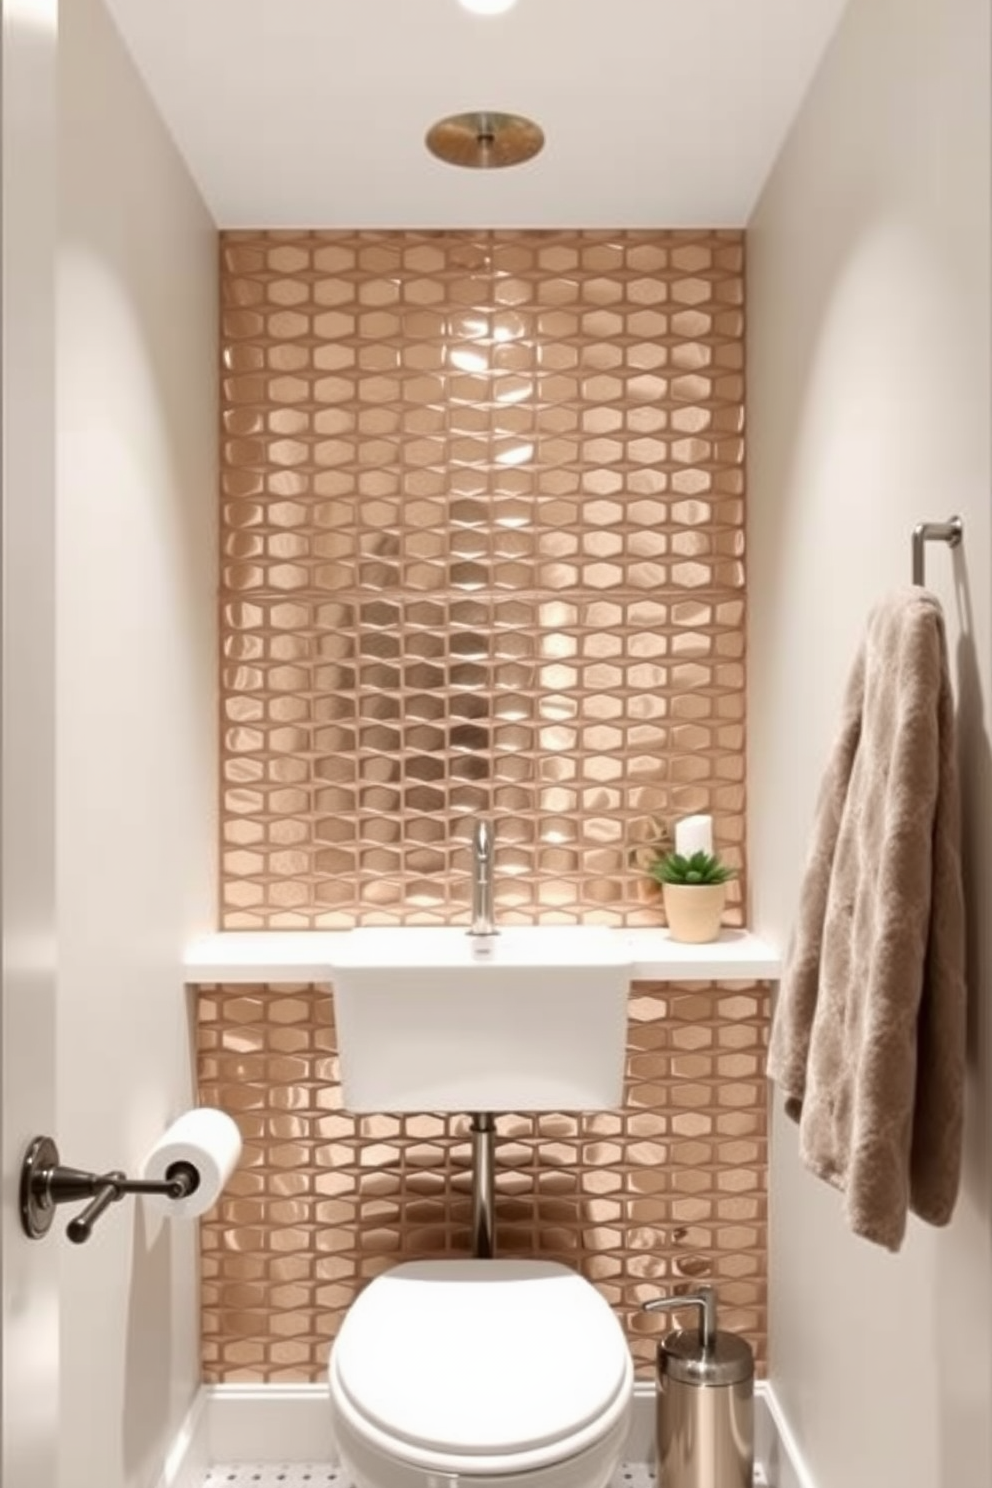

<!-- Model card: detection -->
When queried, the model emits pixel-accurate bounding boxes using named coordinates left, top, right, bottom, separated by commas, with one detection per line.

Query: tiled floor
left=203, top=1465, right=768, bottom=1488
left=203, top=1467, right=659, bottom=1488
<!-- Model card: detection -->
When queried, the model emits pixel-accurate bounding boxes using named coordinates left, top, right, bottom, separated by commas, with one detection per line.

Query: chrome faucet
left=468, top=818, right=498, bottom=936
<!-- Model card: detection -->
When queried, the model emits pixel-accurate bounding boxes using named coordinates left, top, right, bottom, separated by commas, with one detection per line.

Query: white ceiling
left=104, top=0, right=850, bottom=228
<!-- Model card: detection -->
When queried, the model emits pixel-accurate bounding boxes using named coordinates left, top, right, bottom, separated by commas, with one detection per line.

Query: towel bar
left=912, top=516, right=963, bottom=585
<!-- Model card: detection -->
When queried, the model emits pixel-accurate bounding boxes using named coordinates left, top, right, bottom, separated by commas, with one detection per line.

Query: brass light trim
left=425, top=111, right=544, bottom=169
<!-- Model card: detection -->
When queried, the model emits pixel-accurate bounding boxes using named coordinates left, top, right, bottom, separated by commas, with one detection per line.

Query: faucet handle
left=468, top=818, right=498, bottom=936
left=472, top=818, right=494, bottom=859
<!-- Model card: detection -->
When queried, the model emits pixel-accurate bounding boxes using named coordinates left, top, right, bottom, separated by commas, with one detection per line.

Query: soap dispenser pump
left=641, top=1285, right=753, bottom=1488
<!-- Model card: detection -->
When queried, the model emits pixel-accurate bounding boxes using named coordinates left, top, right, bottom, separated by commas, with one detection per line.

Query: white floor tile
left=204, top=1466, right=658, bottom=1488
left=202, top=1464, right=776, bottom=1488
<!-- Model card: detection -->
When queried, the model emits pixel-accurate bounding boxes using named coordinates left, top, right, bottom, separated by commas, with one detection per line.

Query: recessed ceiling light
left=459, top=0, right=519, bottom=15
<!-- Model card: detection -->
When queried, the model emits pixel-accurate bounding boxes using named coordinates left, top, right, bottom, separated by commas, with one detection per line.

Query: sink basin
left=330, top=925, right=630, bottom=969
left=331, top=927, right=631, bottom=1113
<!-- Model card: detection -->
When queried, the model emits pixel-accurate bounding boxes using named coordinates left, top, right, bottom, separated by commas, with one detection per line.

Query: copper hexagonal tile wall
left=209, top=229, right=762, bottom=1387
left=198, top=981, right=768, bottom=1383
left=220, top=231, right=746, bottom=928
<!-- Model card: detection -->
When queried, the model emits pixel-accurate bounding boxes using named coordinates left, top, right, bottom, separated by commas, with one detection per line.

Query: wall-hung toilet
left=328, top=923, right=635, bottom=1488
left=330, top=1259, right=633, bottom=1488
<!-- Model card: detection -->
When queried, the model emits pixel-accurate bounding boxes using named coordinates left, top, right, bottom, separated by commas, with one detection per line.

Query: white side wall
left=56, top=1, right=217, bottom=1484
left=748, top=2, right=992, bottom=1486
left=2, top=4, right=59, bottom=1487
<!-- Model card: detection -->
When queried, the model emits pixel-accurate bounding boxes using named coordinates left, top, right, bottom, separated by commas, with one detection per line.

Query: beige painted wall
left=748, top=0, right=992, bottom=1485
left=56, top=1, right=217, bottom=1484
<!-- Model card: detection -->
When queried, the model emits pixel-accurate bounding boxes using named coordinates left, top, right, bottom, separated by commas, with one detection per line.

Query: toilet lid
left=332, top=1259, right=631, bottom=1457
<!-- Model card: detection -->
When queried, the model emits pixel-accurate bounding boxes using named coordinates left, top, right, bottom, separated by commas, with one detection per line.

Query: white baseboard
left=154, top=1388, right=209, bottom=1488
left=759, top=1382, right=819, bottom=1488
left=207, top=1384, right=337, bottom=1464
left=204, top=1382, right=655, bottom=1467
left=196, top=1378, right=814, bottom=1488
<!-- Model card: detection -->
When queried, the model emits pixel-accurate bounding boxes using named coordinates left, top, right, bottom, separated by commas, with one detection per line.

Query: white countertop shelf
left=626, top=928, right=781, bottom=980
left=184, top=928, right=781, bottom=985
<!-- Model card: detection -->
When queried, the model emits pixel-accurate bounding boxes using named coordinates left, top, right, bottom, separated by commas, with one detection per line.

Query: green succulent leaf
left=647, top=848, right=736, bottom=886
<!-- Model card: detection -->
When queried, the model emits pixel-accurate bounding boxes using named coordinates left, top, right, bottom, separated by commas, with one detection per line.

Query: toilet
left=329, top=1258, right=633, bottom=1488
left=328, top=924, right=635, bottom=1488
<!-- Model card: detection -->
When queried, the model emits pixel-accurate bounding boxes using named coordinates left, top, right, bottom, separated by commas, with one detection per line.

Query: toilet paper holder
left=19, top=1133, right=199, bottom=1244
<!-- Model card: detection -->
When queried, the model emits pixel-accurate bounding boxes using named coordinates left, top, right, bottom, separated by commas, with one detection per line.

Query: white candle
left=674, top=814, right=713, bottom=858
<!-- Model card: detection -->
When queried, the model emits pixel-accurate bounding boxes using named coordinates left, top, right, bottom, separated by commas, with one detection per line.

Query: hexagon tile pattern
left=198, top=980, right=768, bottom=1383
left=220, top=230, right=746, bottom=929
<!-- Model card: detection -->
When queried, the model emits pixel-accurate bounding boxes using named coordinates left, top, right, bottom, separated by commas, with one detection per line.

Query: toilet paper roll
left=140, top=1108, right=242, bottom=1219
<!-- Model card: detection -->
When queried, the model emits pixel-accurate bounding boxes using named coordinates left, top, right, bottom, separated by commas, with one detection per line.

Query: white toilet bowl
left=329, top=1258, right=634, bottom=1488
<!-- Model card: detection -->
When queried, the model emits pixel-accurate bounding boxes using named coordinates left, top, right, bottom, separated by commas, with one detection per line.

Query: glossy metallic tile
left=220, top=230, right=746, bottom=930
left=198, top=979, right=768, bottom=1383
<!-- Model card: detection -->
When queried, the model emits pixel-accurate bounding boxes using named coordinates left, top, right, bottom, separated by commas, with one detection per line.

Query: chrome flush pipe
left=468, top=818, right=498, bottom=936
left=468, top=820, right=497, bottom=1256
left=470, top=1113, right=496, bottom=1258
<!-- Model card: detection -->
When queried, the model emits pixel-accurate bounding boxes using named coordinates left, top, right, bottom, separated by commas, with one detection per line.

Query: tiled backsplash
left=208, top=228, right=761, bottom=1386
left=220, top=230, right=746, bottom=929
left=198, top=980, right=768, bottom=1382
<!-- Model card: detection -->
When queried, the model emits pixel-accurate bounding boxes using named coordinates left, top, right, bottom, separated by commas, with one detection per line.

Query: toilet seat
left=329, top=1259, right=633, bottom=1475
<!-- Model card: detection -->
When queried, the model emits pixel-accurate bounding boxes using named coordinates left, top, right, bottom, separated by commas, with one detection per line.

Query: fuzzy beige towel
left=767, top=588, right=966, bottom=1251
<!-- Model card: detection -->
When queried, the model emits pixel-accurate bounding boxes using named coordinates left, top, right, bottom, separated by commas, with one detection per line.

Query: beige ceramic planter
left=662, top=882, right=727, bottom=943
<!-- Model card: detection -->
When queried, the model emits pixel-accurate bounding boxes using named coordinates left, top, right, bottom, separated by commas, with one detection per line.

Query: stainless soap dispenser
left=642, top=1285, right=753, bottom=1488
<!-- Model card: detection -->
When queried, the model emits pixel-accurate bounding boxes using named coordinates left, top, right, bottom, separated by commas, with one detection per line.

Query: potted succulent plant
left=648, top=848, right=737, bottom=943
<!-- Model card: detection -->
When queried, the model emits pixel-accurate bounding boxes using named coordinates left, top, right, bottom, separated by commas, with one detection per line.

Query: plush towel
left=767, top=588, right=966, bottom=1251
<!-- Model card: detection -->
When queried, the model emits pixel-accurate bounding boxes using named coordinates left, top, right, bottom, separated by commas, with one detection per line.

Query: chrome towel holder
left=912, top=516, right=963, bottom=586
